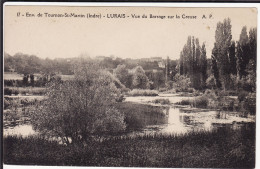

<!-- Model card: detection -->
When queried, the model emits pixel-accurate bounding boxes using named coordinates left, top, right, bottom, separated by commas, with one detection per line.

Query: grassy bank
left=127, top=89, right=158, bottom=96
left=3, top=123, right=255, bottom=167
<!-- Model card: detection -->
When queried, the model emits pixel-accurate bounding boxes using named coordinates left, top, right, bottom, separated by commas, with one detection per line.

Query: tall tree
left=179, top=36, right=206, bottom=89
left=228, top=41, right=236, bottom=75
left=201, top=43, right=207, bottom=88
left=246, top=27, right=257, bottom=91
left=211, top=18, right=232, bottom=90
left=211, top=44, right=222, bottom=88
left=237, top=26, right=250, bottom=78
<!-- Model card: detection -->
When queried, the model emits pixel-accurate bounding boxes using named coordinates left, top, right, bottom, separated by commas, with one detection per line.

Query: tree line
left=179, top=18, right=256, bottom=92
left=211, top=18, right=256, bottom=92
left=179, top=36, right=207, bottom=89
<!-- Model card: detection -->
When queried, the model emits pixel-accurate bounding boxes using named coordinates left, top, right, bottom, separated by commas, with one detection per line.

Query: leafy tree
left=173, top=73, right=191, bottom=91
left=179, top=36, right=206, bottom=89
left=153, top=71, right=165, bottom=90
left=246, top=28, right=257, bottom=91
left=229, top=41, right=236, bottom=75
left=201, top=43, right=207, bottom=88
left=236, top=26, right=250, bottom=78
left=132, top=66, right=150, bottom=89
left=31, top=62, right=126, bottom=145
left=211, top=18, right=232, bottom=90
left=30, top=74, right=35, bottom=87
left=114, top=64, right=131, bottom=88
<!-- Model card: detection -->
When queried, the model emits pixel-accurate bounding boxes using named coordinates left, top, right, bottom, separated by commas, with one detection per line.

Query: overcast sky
left=4, top=6, right=257, bottom=60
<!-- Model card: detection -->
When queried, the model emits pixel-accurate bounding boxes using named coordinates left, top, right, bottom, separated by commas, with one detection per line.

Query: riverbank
left=3, top=122, right=255, bottom=167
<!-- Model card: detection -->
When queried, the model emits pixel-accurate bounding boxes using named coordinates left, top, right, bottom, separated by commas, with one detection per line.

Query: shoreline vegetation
left=4, top=123, right=255, bottom=168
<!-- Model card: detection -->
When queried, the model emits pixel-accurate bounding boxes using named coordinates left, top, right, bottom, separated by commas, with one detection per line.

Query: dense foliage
left=211, top=19, right=256, bottom=91
left=31, top=62, right=126, bottom=145
left=179, top=36, right=207, bottom=89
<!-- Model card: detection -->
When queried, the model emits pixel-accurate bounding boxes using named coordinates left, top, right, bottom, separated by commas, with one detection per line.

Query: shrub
left=153, top=99, right=171, bottom=105
left=177, top=99, right=191, bottom=105
left=238, top=91, right=249, bottom=102
left=187, top=88, right=195, bottom=93
left=173, top=73, right=191, bottom=92
left=206, top=75, right=217, bottom=89
left=159, top=88, right=167, bottom=92
left=132, top=66, right=150, bottom=89
left=4, top=98, right=11, bottom=109
left=240, top=93, right=256, bottom=115
left=192, top=90, right=201, bottom=96
left=192, top=96, right=208, bottom=108
left=31, top=62, right=126, bottom=145
left=127, top=89, right=158, bottom=96
left=4, top=88, right=12, bottom=95
left=165, top=80, right=174, bottom=90
left=115, top=94, right=125, bottom=102
left=163, top=89, right=176, bottom=94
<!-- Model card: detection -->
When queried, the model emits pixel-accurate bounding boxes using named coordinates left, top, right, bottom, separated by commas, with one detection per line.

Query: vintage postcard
left=3, top=3, right=257, bottom=168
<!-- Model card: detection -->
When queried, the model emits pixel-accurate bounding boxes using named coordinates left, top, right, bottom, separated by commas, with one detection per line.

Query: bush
left=173, top=73, right=191, bottom=92
left=206, top=75, right=217, bottom=89
left=192, top=96, right=208, bottom=108
left=177, top=99, right=191, bottom=105
left=132, top=66, right=150, bottom=89
left=31, top=62, right=126, bottom=145
left=153, top=99, right=171, bottom=105
left=192, top=90, right=201, bottom=96
left=127, top=89, right=158, bottom=96
left=4, top=98, right=11, bottom=109
left=159, top=88, right=167, bottom=92
left=240, top=93, right=256, bottom=115
left=238, top=91, right=249, bottom=102
left=115, top=94, right=125, bottom=102
left=187, top=88, right=195, bottom=93
left=4, top=88, right=12, bottom=95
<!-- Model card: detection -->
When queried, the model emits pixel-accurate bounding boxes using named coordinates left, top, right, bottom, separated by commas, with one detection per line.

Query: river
left=4, top=93, right=255, bottom=137
left=125, top=94, right=255, bottom=136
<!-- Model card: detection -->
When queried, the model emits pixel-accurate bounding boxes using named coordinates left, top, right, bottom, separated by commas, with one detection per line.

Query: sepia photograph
left=2, top=3, right=257, bottom=168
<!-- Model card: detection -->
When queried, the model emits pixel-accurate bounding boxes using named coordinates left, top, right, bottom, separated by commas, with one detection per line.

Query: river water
left=125, top=94, right=255, bottom=136
left=4, top=94, right=255, bottom=137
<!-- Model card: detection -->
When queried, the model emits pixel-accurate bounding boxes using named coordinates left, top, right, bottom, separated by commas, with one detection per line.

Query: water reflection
left=139, top=104, right=255, bottom=136
left=4, top=124, right=37, bottom=137
left=4, top=94, right=255, bottom=137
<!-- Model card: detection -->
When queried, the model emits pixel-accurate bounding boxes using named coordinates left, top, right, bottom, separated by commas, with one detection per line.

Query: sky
left=4, top=6, right=257, bottom=60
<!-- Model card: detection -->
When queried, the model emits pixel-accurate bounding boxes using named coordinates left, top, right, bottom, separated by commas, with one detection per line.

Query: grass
left=3, top=123, right=255, bottom=167
left=127, top=89, right=158, bottom=96
left=4, top=87, right=46, bottom=96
